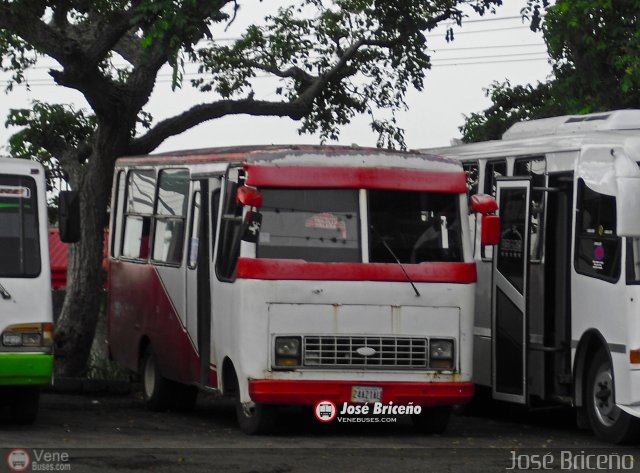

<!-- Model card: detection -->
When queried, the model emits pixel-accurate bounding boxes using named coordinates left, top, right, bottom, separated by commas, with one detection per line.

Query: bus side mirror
left=470, top=194, right=500, bottom=246
left=617, top=177, right=640, bottom=237
left=59, top=190, right=81, bottom=243
left=480, top=215, right=501, bottom=246
left=236, top=185, right=263, bottom=209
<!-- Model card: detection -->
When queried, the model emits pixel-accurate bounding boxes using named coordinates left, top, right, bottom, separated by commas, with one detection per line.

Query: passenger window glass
left=216, top=177, right=243, bottom=280
left=514, top=157, right=546, bottom=262
left=0, top=175, right=41, bottom=277
left=111, top=171, right=126, bottom=258
left=574, top=180, right=621, bottom=282
left=188, top=192, right=201, bottom=269
left=463, top=162, right=479, bottom=195
left=484, top=160, right=507, bottom=197
left=152, top=169, right=189, bottom=265
left=122, top=170, right=155, bottom=260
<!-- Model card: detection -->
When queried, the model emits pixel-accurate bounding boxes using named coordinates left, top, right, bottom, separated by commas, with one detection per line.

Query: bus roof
left=421, top=110, right=640, bottom=162
left=116, top=144, right=461, bottom=174
left=0, top=157, right=45, bottom=175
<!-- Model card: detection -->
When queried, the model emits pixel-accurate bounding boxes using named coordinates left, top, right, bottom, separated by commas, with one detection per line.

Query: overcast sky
left=0, top=0, right=551, bottom=155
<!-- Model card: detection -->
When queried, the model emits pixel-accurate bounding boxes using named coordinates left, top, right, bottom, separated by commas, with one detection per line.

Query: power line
left=0, top=54, right=550, bottom=89
left=433, top=51, right=547, bottom=62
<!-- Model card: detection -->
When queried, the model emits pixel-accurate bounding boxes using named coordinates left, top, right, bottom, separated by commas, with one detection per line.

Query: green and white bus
left=0, top=157, right=54, bottom=423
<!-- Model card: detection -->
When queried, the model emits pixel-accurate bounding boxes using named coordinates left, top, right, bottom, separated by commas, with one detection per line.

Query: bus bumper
left=248, top=380, right=474, bottom=406
left=0, top=354, right=53, bottom=385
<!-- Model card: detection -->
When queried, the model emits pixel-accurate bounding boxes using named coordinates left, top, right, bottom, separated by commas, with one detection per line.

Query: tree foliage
left=0, top=0, right=504, bottom=376
left=461, top=0, right=640, bottom=142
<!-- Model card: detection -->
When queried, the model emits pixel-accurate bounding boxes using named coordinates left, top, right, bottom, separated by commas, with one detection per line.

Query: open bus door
left=186, top=178, right=216, bottom=387
left=492, top=178, right=531, bottom=404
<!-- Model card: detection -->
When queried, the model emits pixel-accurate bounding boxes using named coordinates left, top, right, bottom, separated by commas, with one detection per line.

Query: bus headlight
left=1, top=323, right=54, bottom=349
left=274, top=337, right=301, bottom=367
left=429, top=339, right=454, bottom=370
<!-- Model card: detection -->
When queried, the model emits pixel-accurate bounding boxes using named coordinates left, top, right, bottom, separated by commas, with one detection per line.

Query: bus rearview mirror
left=59, top=190, right=81, bottom=243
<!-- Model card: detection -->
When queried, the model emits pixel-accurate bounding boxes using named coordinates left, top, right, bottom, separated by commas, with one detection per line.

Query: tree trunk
left=54, top=122, right=129, bottom=377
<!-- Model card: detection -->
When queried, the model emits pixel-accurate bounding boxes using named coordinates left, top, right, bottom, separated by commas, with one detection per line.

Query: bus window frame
left=120, top=168, right=156, bottom=263
left=110, top=170, right=126, bottom=258
left=481, top=159, right=507, bottom=261
left=573, top=179, right=621, bottom=284
left=215, top=171, right=243, bottom=283
left=513, top=156, right=547, bottom=264
left=150, top=168, right=190, bottom=268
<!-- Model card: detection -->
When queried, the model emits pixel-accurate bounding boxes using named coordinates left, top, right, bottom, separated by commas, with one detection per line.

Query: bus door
left=492, top=178, right=531, bottom=403
left=185, top=178, right=218, bottom=386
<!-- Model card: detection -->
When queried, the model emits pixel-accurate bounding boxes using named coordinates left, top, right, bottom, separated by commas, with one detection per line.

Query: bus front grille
left=303, top=336, right=428, bottom=369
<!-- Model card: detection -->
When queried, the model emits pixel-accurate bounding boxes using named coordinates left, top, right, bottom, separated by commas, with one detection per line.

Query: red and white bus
left=107, top=145, right=497, bottom=434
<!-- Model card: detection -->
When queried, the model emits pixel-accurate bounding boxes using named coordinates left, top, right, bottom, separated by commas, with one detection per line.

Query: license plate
left=351, top=386, right=382, bottom=403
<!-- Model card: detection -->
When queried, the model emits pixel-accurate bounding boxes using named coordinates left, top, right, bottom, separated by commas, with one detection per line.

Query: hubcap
left=143, top=356, right=156, bottom=398
left=592, top=364, right=620, bottom=427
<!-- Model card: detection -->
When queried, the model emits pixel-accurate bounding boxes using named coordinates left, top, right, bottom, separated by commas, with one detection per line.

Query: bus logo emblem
left=356, top=347, right=376, bottom=357
left=7, top=449, right=30, bottom=472
left=314, top=400, right=337, bottom=422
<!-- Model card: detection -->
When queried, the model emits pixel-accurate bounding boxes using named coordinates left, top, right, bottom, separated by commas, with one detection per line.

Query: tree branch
left=129, top=98, right=309, bottom=155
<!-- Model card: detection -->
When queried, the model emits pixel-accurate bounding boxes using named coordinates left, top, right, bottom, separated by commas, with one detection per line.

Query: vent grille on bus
left=303, top=336, right=428, bottom=369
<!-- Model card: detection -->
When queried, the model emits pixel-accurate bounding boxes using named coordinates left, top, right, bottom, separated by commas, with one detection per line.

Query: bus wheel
left=411, top=406, right=451, bottom=434
left=236, top=401, right=277, bottom=435
left=586, top=349, right=640, bottom=444
left=141, top=347, right=170, bottom=411
left=10, top=387, right=39, bottom=424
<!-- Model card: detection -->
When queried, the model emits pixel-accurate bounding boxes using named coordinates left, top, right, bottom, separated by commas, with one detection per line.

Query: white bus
left=425, top=110, right=640, bottom=443
left=0, top=157, right=54, bottom=423
left=106, top=145, right=497, bottom=434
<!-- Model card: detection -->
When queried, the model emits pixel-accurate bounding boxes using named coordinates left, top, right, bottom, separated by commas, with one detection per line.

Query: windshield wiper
left=0, top=282, right=11, bottom=300
left=370, top=225, right=420, bottom=297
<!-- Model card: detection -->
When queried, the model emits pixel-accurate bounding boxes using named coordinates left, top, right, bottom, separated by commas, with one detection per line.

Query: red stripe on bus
left=244, top=164, right=467, bottom=193
left=236, top=258, right=477, bottom=283
left=249, top=380, right=474, bottom=406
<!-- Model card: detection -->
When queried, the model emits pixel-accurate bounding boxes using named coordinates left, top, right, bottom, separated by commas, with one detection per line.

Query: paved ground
left=0, top=392, right=638, bottom=472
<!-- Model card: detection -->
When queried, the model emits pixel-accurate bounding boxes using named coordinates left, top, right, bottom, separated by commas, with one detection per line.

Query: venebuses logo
left=7, top=449, right=30, bottom=472
left=314, top=400, right=337, bottom=422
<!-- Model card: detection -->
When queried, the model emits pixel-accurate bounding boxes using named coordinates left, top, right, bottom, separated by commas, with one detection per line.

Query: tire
left=9, top=387, right=40, bottom=424
left=586, top=349, right=640, bottom=444
left=411, top=406, right=451, bottom=434
left=141, top=347, right=171, bottom=411
left=236, top=400, right=277, bottom=435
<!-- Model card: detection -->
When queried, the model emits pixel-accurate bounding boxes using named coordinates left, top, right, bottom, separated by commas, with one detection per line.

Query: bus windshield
left=256, top=188, right=462, bottom=263
left=257, top=189, right=361, bottom=262
left=0, top=174, right=41, bottom=277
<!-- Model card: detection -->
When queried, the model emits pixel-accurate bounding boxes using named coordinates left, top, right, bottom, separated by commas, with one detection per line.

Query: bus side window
left=110, top=171, right=126, bottom=258
left=152, top=169, right=189, bottom=265
left=481, top=159, right=506, bottom=260
left=122, top=170, right=156, bottom=261
left=626, top=237, right=640, bottom=284
left=216, top=179, right=242, bottom=281
left=187, top=191, right=201, bottom=269
left=574, top=179, right=621, bottom=282
left=514, top=157, right=546, bottom=262
left=483, top=160, right=507, bottom=198
left=463, top=162, right=479, bottom=196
